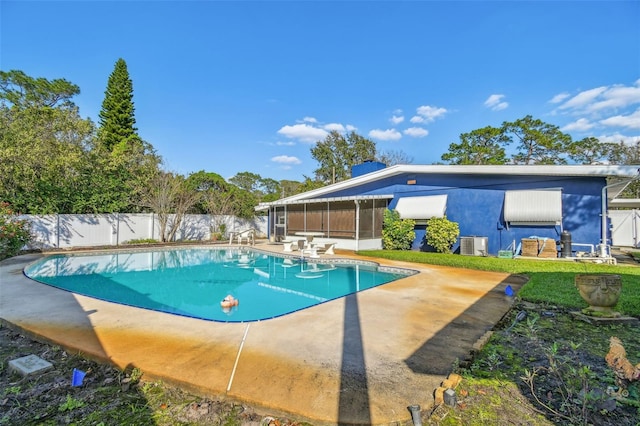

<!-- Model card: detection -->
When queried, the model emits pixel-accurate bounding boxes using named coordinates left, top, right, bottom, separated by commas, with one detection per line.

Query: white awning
left=394, top=194, right=448, bottom=220
left=609, top=198, right=640, bottom=209
left=504, top=190, right=562, bottom=225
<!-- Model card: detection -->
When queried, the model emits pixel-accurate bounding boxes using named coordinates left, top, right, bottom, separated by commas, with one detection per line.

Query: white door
left=610, top=209, right=639, bottom=248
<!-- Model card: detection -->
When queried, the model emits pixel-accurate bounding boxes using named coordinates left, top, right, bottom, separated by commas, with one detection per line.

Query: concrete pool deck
left=0, top=245, right=526, bottom=424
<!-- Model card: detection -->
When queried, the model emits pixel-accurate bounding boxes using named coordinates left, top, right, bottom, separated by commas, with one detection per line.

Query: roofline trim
left=260, top=164, right=640, bottom=208
left=256, top=194, right=393, bottom=210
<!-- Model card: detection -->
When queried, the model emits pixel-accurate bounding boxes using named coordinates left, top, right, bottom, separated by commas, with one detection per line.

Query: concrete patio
left=0, top=245, right=526, bottom=424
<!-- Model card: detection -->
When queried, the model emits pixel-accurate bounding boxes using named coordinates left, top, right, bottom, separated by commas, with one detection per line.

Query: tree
left=311, top=131, right=377, bottom=184
left=140, top=171, right=200, bottom=242
left=607, top=140, right=640, bottom=165
left=229, top=172, right=262, bottom=193
left=259, top=177, right=281, bottom=202
left=566, top=137, right=611, bottom=165
left=0, top=70, right=80, bottom=109
left=78, top=137, right=160, bottom=213
left=98, top=58, right=137, bottom=152
left=0, top=68, right=158, bottom=214
left=186, top=171, right=234, bottom=233
left=0, top=71, right=96, bottom=213
left=94, top=59, right=160, bottom=212
left=502, top=115, right=571, bottom=165
left=441, top=126, right=510, bottom=165
left=606, top=141, right=640, bottom=199
left=377, top=149, right=414, bottom=166
left=297, top=176, right=326, bottom=193
left=186, top=171, right=258, bottom=234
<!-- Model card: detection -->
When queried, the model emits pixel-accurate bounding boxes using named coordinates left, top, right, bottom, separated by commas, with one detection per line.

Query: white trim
left=257, top=164, right=640, bottom=210
left=609, top=199, right=640, bottom=209
left=256, top=194, right=392, bottom=209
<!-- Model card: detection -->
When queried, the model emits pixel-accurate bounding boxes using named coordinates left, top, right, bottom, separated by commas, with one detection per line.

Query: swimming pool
left=24, top=247, right=416, bottom=322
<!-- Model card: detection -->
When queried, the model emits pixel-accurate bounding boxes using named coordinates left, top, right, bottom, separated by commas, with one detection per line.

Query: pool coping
left=1, top=244, right=526, bottom=424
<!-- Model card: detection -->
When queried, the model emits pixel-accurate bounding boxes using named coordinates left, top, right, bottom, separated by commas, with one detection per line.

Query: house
left=256, top=163, right=640, bottom=256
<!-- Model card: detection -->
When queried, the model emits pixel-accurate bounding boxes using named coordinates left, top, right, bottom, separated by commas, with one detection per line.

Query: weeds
left=58, top=395, right=85, bottom=412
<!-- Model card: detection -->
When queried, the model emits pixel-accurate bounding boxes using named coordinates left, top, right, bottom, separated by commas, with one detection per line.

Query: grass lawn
left=357, top=250, right=640, bottom=317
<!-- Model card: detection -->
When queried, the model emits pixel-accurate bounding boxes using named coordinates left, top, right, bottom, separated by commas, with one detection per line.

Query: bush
left=425, top=216, right=459, bottom=253
left=0, top=202, right=32, bottom=260
left=382, top=209, right=416, bottom=250
left=123, top=238, right=158, bottom=245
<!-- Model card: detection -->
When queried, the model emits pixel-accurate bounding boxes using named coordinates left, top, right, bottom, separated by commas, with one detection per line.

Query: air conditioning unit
left=460, top=236, right=488, bottom=256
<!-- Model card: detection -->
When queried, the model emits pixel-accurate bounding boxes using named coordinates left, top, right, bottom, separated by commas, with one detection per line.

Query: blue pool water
left=24, top=247, right=415, bottom=322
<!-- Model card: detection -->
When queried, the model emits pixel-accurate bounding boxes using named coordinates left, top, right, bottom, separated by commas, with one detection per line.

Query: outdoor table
left=294, top=231, right=324, bottom=244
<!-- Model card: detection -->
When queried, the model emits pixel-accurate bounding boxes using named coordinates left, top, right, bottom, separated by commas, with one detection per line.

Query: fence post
left=56, top=214, right=60, bottom=248
left=116, top=213, right=120, bottom=246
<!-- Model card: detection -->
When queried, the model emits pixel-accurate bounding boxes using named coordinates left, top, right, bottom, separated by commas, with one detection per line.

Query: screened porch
left=264, top=195, right=391, bottom=251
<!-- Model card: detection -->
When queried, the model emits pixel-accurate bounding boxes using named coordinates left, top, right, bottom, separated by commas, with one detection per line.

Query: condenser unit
left=460, top=236, right=488, bottom=256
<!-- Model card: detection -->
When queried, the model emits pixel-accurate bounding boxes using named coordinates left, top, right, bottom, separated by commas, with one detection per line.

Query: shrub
left=382, top=209, right=416, bottom=250
left=0, top=202, right=32, bottom=260
left=123, top=238, right=158, bottom=245
left=425, top=216, right=459, bottom=253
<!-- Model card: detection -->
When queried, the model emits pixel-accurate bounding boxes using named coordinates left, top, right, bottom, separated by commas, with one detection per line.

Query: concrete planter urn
left=575, top=274, right=622, bottom=317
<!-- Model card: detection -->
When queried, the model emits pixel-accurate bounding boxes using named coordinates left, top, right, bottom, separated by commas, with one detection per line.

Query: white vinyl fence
left=24, top=214, right=268, bottom=249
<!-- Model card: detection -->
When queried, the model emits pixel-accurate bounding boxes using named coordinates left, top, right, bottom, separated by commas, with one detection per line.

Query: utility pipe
left=600, top=170, right=640, bottom=257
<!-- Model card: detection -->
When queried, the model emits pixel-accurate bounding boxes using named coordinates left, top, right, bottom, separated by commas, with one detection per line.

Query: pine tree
left=98, top=58, right=137, bottom=152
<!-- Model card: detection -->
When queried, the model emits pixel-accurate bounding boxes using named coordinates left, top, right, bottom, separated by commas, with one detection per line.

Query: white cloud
left=595, top=132, right=640, bottom=144
left=588, top=85, right=640, bottom=112
left=368, top=128, right=402, bottom=141
left=415, top=105, right=448, bottom=122
left=390, top=115, right=404, bottom=124
left=302, top=117, right=318, bottom=123
left=561, top=118, right=595, bottom=132
left=550, top=92, right=571, bottom=104
left=410, top=115, right=425, bottom=123
left=599, top=108, right=640, bottom=129
left=484, top=94, right=508, bottom=111
left=276, top=141, right=295, bottom=146
left=558, top=86, right=608, bottom=110
left=551, top=81, right=640, bottom=137
left=324, top=123, right=345, bottom=132
left=271, top=155, right=301, bottom=165
left=277, top=123, right=329, bottom=143
left=345, top=124, right=357, bottom=132
left=403, top=127, right=429, bottom=137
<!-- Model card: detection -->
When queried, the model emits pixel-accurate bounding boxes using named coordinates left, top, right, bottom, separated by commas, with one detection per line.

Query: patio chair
left=229, top=229, right=255, bottom=246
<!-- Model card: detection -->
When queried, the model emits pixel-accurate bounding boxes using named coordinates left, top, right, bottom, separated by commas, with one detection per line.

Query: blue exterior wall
left=321, top=173, right=606, bottom=255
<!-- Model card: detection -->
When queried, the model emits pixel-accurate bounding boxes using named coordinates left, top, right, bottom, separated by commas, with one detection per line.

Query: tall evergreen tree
left=94, top=59, right=160, bottom=212
left=98, top=58, right=137, bottom=152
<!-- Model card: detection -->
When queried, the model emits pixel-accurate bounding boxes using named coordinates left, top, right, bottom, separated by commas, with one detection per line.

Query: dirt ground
left=437, top=302, right=640, bottom=426
left=2, top=302, right=639, bottom=426
left=0, top=323, right=303, bottom=426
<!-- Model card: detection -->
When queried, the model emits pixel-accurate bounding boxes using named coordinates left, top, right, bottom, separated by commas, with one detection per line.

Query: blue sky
left=2, top=1, right=639, bottom=182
